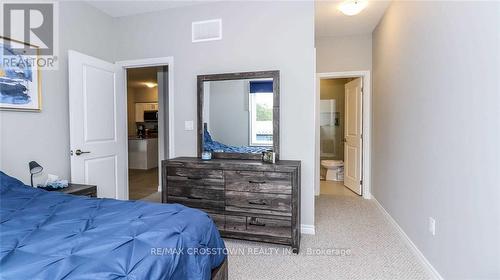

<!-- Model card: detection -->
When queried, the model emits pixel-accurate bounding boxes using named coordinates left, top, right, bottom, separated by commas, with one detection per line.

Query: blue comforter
left=0, top=171, right=226, bottom=280
left=203, top=127, right=270, bottom=154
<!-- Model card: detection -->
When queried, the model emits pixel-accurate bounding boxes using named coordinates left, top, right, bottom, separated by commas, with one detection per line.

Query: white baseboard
left=362, top=191, right=372, bottom=199
left=301, top=224, right=315, bottom=235
left=372, top=197, right=444, bottom=280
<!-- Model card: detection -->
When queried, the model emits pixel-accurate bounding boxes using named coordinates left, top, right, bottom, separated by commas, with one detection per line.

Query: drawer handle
left=187, top=176, right=202, bottom=180
left=249, top=180, right=266, bottom=184
left=188, top=195, right=203, bottom=200
left=248, top=200, right=267, bottom=206
left=249, top=221, right=266, bottom=227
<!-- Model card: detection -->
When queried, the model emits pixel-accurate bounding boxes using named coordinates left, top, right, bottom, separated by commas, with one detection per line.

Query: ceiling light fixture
left=338, top=0, right=368, bottom=16
left=143, top=82, right=157, bottom=88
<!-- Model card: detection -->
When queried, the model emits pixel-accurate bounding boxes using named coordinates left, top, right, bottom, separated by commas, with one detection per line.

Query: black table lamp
left=29, top=161, right=43, bottom=187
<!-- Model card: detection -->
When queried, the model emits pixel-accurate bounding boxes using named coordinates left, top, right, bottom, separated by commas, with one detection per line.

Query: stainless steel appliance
left=143, top=110, right=158, bottom=122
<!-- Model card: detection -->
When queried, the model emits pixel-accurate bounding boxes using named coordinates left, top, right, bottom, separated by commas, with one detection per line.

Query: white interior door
left=68, top=50, right=126, bottom=199
left=344, top=78, right=363, bottom=195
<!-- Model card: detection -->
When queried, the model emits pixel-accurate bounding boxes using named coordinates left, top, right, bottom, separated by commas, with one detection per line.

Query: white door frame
left=315, top=71, right=372, bottom=199
left=117, top=57, right=175, bottom=199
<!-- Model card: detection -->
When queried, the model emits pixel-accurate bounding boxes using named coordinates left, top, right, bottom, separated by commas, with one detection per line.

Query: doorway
left=68, top=52, right=173, bottom=200
left=319, top=78, right=351, bottom=196
left=120, top=57, right=174, bottom=202
left=126, top=67, right=163, bottom=200
left=315, top=71, right=372, bottom=198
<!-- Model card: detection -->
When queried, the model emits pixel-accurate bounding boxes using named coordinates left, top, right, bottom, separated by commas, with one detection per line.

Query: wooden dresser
left=162, top=157, right=301, bottom=252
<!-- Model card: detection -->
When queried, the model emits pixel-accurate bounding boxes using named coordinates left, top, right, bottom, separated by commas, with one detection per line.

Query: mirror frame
left=197, top=70, right=280, bottom=160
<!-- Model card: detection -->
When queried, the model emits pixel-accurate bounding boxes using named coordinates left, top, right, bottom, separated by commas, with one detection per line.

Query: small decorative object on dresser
left=262, top=150, right=276, bottom=163
left=41, top=183, right=97, bottom=198
left=201, top=151, right=213, bottom=160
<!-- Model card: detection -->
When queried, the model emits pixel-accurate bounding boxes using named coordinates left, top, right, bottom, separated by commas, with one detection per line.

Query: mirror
left=198, top=71, right=279, bottom=160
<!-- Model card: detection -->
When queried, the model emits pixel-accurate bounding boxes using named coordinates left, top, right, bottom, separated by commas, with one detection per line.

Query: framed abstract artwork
left=0, top=37, right=41, bottom=111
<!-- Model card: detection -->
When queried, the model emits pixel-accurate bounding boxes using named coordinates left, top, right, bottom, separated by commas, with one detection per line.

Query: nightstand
left=50, top=183, right=97, bottom=197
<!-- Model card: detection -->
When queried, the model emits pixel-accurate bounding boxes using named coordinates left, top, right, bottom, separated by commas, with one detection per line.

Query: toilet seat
left=321, top=160, right=344, bottom=168
left=321, top=160, right=344, bottom=181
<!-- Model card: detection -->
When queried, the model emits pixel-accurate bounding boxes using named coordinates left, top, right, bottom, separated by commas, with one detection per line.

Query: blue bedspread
left=203, top=127, right=269, bottom=154
left=0, top=171, right=226, bottom=280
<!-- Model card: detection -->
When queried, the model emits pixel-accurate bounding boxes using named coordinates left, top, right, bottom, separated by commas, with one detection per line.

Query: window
left=249, top=81, right=273, bottom=146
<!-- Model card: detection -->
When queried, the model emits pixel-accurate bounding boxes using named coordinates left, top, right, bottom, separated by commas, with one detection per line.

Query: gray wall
left=0, top=3, right=315, bottom=228
left=113, top=2, right=315, bottom=226
left=208, top=80, right=249, bottom=146
left=372, top=1, right=500, bottom=278
left=117, top=2, right=317, bottom=226
left=316, top=35, right=372, bottom=73
left=0, top=2, right=116, bottom=184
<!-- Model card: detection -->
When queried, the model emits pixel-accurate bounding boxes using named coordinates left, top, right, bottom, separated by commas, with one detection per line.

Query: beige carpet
left=140, top=186, right=430, bottom=279
left=224, top=192, right=431, bottom=280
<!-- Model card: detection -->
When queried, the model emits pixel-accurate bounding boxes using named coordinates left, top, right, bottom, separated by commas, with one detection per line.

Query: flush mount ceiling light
left=143, top=82, right=157, bottom=88
left=338, top=0, right=368, bottom=16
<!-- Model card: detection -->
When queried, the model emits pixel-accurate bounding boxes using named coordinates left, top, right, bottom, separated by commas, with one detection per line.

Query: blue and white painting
left=0, top=38, right=40, bottom=111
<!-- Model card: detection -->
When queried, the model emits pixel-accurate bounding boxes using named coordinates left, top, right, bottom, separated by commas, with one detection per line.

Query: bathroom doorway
left=315, top=71, right=371, bottom=198
left=319, top=78, right=350, bottom=195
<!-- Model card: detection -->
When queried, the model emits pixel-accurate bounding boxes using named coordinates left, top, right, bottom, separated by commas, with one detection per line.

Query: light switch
left=428, top=217, right=436, bottom=236
left=184, top=120, right=194, bottom=131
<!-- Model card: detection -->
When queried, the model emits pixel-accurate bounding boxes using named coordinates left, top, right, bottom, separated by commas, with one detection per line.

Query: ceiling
left=87, top=0, right=208, bottom=18
left=87, top=0, right=390, bottom=37
left=127, top=67, right=158, bottom=88
left=315, top=0, right=391, bottom=37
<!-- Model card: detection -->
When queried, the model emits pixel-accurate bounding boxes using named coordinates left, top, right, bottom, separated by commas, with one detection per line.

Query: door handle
left=248, top=200, right=267, bottom=206
left=248, top=218, right=266, bottom=227
left=249, top=221, right=266, bottom=227
left=249, top=180, right=266, bottom=184
left=75, top=149, right=91, bottom=156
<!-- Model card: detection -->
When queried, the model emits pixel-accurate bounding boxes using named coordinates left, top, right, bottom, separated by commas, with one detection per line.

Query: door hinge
left=360, top=180, right=363, bottom=185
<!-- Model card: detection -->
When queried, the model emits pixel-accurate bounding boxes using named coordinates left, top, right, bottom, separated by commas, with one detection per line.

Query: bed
left=0, top=171, right=227, bottom=280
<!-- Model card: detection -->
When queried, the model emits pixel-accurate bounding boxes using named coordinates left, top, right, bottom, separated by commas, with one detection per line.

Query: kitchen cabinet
left=135, top=103, right=158, bottom=122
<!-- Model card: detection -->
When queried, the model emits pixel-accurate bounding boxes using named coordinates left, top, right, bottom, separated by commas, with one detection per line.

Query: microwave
left=143, top=110, right=158, bottom=122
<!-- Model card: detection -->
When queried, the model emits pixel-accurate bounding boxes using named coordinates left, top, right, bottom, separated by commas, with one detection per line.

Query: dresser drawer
left=223, top=215, right=291, bottom=238
left=247, top=217, right=291, bottom=238
left=167, top=196, right=224, bottom=210
left=168, top=186, right=223, bottom=201
left=225, top=191, right=291, bottom=216
left=225, top=215, right=246, bottom=232
left=225, top=171, right=292, bottom=194
left=168, top=176, right=224, bottom=190
left=206, top=212, right=225, bottom=230
left=167, top=167, right=223, bottom=181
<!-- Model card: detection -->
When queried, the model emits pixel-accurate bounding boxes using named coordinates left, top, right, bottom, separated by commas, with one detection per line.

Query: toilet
left=321, top=160, right=344, bottom=181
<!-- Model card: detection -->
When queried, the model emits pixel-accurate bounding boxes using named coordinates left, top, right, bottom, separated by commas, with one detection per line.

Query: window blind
left=249, top=81, right=273, bottom=93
